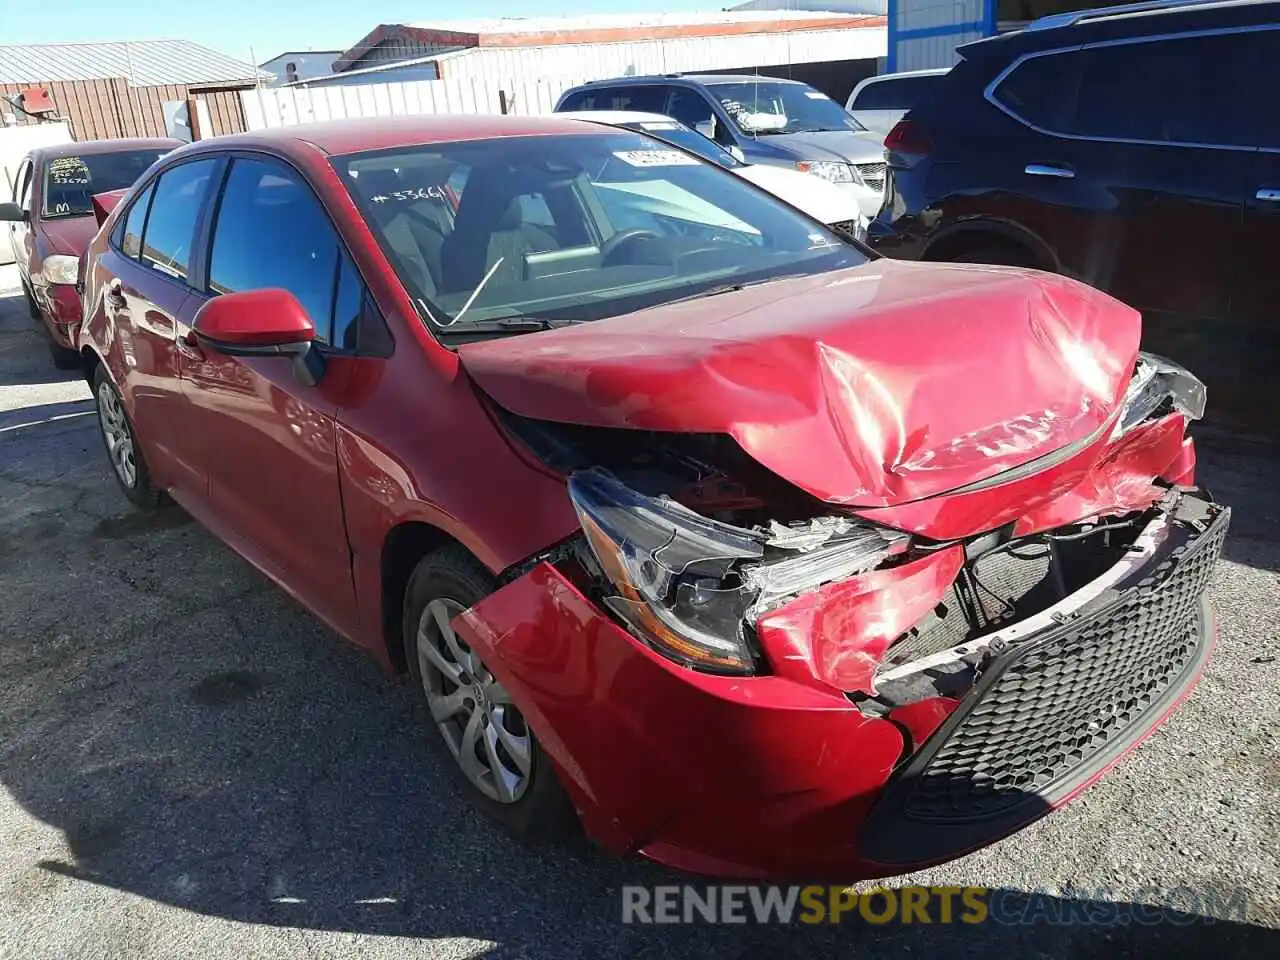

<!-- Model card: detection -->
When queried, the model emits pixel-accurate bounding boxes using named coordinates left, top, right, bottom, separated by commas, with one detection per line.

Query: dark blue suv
left=870, top=0, right=1280, bottom=434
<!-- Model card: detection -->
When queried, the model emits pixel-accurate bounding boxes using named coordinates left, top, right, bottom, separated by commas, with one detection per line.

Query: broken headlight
left=568, top=468, right=908, bottom=675
left=1116, top=351, right=1206, bottom=436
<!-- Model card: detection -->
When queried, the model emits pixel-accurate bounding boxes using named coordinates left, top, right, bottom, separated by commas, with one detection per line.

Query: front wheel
left=93, top=367, right=164, bottom=509
left=403, top=546, right=577, bottom=842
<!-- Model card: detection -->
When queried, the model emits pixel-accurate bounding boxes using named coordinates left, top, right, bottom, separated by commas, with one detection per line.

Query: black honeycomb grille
left=900, top=512, right=1228, bottom=824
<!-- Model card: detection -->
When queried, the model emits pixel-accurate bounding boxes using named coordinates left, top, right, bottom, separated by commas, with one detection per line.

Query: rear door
left=180, top=154, right=360, bottom=629
left=1233, top=25, right=1280, bottom=430
left=101, top=157, right=221, bottom=495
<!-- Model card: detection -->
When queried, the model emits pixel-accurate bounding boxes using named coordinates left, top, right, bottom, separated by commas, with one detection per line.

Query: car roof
left=30, top=137, right=181, bottom=162
left=857, top=68, right=950, bottom=83
left=555, top=110, right=686, bottom=127
left=172, top=114, right=606, bottom=159
left=574, top=73, right=808, bottom=88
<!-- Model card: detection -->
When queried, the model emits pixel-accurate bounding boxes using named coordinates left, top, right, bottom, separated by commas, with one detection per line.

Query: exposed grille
left=900, top=511, right=1227, bottom=825
left=856, top=162, right=886, bottom=191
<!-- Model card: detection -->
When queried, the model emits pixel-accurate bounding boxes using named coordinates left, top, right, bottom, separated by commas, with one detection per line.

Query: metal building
left=887, top=0, right=997, bottom=71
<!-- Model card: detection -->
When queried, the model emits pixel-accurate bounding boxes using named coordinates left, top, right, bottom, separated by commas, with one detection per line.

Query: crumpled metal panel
left=1013, top=413, right=1190, bottom=536
left=754, top=545, right=964, bottom=694
left=460, top=259, right=1140, bottom=509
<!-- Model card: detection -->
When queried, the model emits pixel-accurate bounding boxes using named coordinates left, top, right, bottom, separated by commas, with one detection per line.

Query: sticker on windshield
left=804, top=91, right=828, bottom=100
left=370, top=185, right=448, bottom=203
left=48, top=156, right=90, bottom=185
left=612, top=149, right=700, bottom=167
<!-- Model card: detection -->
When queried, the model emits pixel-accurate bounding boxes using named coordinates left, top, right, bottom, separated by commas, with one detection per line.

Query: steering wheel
left=600, top=228, right=664, bottom=266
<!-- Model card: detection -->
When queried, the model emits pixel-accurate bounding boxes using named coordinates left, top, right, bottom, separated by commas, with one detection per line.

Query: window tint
left=141, top=159, right=216, bottom=281
left=668, top=88, right=715, bottom=130
left=997, top=34, right=1251, bottom=146
left=118, top=182, right=155, bottom=259
left=1249, top=29, right=1280, bottom=148
left=560, top=85, right=667, bottom=112
left=993, top=52, right=1085, bottom=132
left=1073, top=35, right=1250, bottom=145
left=332, top=254, right=364, bottom=351
left=208, top=157, right=348, bottom=345
left=851, top=74, right=942, bottom=112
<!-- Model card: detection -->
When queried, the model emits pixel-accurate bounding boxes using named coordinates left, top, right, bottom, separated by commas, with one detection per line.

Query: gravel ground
left=0, top=265, right=1277, bottom=959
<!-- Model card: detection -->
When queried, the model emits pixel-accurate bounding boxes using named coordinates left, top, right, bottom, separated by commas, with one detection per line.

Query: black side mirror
left=0, top=202, right=25, bottom=222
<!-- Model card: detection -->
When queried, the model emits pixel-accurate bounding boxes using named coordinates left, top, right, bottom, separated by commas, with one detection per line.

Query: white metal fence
left=240, top=74, right=587, bottom=130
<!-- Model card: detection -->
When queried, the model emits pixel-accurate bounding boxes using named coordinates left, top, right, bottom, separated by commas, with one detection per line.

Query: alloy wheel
left=97, top=380, right=137, bottom=489
left=417, top=598, right=532, bottom=803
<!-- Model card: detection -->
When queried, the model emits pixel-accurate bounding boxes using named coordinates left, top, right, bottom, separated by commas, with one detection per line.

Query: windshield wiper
left=432, top=317, right=579, bottom=336
left=661, top=275, right=790, bottom=306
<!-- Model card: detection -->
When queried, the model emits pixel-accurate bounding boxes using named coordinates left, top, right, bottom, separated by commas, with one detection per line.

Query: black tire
left=946, top=244, right=1039, bottom=268
left=48, top=339, right=81, bottom=370
left=403, top=545, right=578, bottom=842
left=92, top=366, right=165, bottom=510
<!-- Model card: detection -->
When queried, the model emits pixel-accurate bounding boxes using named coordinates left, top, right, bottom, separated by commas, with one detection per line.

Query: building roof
left=335, top=10, right=883, bottom=70
left=0, top=39, right=268, bottom=88
left=259, top=50, right=344, bottom=66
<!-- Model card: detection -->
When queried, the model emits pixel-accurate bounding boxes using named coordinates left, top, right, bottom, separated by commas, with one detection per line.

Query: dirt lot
left=1, top=266, right=1278, bottom=959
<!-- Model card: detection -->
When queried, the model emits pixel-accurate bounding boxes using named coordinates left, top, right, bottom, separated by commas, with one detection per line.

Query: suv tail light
left=884, top=119, right=932, bottom=167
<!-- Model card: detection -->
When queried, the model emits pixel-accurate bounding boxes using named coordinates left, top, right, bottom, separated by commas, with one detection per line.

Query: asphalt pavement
left=1, top=264, right=1277, bottom=959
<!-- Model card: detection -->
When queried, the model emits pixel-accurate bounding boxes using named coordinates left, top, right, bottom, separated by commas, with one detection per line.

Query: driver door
left=180, top=155, right=361, bottom=632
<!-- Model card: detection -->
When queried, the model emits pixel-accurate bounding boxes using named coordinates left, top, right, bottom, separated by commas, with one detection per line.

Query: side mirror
left=0, top=201, right=25, bottom=222
left=92, top=190, right=127, bottom=227
left=192, top=288, right=326, bottom=386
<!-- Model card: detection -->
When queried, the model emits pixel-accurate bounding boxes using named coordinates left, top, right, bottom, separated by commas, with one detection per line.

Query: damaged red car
left=79, top=116, right=1228, bottom=880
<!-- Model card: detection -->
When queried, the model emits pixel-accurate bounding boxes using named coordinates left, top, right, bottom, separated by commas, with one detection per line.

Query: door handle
left=1025, top=163, right=1075, bottom=179
left=1257, top=188, right=1280, bottom=202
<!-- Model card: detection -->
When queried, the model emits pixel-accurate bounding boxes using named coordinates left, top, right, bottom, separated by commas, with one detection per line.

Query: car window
left=16, top=160, right=33, bottom=210
left=668, top=88, right=713, bottom=128
left=560, top=85, right=668, bottom=112
left=992, top=52, right=1085, bottom=132
left=42, top=149, right=170, bottom=218
left=118, top=182, right=155, bottom=260
left=851, top=74, right=941, bottom=112
left=336, top=132, right=866, bottom=335
left=997, top=34, right=1251, bottom=147
left=706, top=80, right=863, bottom=134
left=138, top=159, right=217, bottom=281
left=208, top=157, right=349, bottom=346
left=1073, top=35, right=1251, bottom=146
left=1248, top=28, right=1280, bottom=149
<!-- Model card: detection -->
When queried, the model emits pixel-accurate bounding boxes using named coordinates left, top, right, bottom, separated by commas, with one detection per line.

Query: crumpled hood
left=39, top=214, right=97, bottom=258
left=459, top=259, right=1140, bottom=508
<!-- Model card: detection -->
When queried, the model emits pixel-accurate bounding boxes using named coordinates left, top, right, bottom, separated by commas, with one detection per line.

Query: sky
left=3, top=0, right=724, bottom=64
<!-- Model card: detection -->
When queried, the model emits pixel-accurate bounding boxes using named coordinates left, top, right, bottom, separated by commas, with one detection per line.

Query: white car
left=555, top=110, right=870, bottom=240
left=846, top=68, right=951, bottom=137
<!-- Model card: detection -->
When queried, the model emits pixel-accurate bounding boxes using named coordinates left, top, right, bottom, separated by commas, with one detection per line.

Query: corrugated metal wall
left=887, top=0, right=995, bottom=71
left=1, top=79, right=248, bottom=140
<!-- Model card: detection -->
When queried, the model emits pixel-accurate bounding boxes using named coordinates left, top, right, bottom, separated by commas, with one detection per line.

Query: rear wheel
left=403, top=546, right=577, bottom=842
left=93, top=367, right=164, bottom=509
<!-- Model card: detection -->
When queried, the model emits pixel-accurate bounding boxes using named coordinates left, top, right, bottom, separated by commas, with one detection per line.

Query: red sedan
left=77, top=116, right=1227, bottom=880
left=2, top=137, right=178, bottom=368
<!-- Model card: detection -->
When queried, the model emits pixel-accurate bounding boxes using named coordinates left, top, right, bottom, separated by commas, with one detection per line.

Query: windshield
left=42, top=149, right=169, bottom=218
left=619, top=123, right=744, bottom=170
left=334, top=132, right=864, bottom=336
left=706, top=81, right=864, bottom=135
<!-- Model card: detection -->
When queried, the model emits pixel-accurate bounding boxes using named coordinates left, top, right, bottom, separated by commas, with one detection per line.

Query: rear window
left=851, top=74, right=944, bottom=112
left=42, top=149, right=169, bottom=218
left=558, top=85, right=668, bottom=113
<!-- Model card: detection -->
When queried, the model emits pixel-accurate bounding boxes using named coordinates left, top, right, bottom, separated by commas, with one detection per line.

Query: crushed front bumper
left=862, top=495, right=1229, bottom=869
left=452, top=493, right=1228, bottom=880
